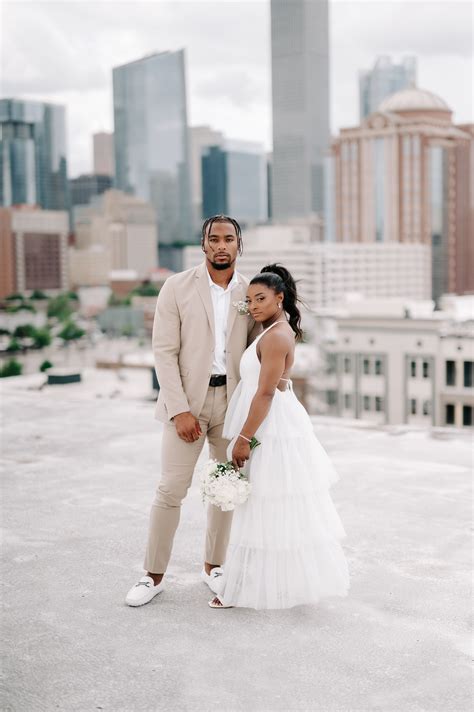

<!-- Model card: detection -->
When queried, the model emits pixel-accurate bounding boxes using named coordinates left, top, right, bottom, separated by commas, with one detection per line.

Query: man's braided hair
left=201, top=214, right=243, bottom=255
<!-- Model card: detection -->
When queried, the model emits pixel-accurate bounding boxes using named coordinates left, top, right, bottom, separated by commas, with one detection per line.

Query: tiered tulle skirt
left=218, top=381, right=350, bottom=609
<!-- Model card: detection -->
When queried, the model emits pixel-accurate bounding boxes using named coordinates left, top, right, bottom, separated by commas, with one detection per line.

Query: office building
left=69, top=174, right=112, bottom=210
left=189, top=126, right=224, bottom=233
left=331, top=86, right=474, bottom=302
left=0, top=206, right=69, bottom=295
left=70, top=190, right=158, bottom=284
left=184, top=222, right=431, bottom=313
left=113, top=51, right=193, bottom=268
left=93, top=132, right=114, bottom=177
left=315, top=296, right=474, bottom=428
left=0, top=98, right=69, bottom=210
left=359, top=56, right=417, bottom=120
left=270, top=0, right=330, bottom=219
left=201, top=139, right=267, bottom=224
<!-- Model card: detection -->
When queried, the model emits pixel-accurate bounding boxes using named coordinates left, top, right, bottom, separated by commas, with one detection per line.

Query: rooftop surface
left=1, top=369, right=472, bottom=712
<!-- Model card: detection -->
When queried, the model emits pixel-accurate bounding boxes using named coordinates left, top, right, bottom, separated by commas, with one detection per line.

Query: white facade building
left=184, top=223, right=431, bottom=313
left=315, top=297, right=474, bottom=428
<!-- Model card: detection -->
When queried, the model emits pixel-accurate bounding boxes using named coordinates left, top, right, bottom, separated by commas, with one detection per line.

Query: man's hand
left=232, top=438, right=251, bottom=470
left=173, top=412, right=203, bottom=443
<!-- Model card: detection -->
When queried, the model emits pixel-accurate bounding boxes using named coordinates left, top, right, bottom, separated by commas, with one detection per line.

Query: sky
left=1, top=0, right=472, bottom=177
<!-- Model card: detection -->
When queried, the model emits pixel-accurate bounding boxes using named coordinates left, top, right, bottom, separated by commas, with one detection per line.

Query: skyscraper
left=270, top=0, right=330, bottom=220
left=0, top=98, right=69, bottom=211
left=202, top=139, right=268, bottom=224
left=93, top=132, right=114, bottom=177
left=113, top=51, right=192, bottom=269
left=189, top=126, right=224, bottom=234
left=359, top=56, right=417, bottom=120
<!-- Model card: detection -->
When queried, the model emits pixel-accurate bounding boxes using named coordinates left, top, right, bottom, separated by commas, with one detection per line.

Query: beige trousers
left=144, top=384, right=232, bottom=574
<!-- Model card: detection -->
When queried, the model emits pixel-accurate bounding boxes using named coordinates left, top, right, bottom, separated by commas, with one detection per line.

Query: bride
left=208, top=264, right=350, bottom=609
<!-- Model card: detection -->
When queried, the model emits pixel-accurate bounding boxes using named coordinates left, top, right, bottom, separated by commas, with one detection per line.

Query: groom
left=126, top=215, right=260, bottom=606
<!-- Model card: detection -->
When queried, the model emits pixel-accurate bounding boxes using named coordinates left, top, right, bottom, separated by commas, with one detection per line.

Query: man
left=126, top=215, right=260, bottom=606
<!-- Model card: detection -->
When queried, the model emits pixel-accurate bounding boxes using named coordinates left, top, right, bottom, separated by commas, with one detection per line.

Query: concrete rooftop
left=1, top=369, right=472, bottom=712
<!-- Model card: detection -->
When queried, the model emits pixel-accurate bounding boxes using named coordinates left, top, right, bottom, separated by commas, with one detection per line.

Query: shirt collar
left=207, top=268, right=239, bottom=292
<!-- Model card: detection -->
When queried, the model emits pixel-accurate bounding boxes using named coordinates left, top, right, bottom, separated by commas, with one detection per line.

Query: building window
left=344, top=393, right=352, bottom=409
left=327, top=390, right=337, bottom=406
left=375, top=396, right=384, bottom=412
left=445, top=404, right=455, bottom=425
left=343, top=357, right=352, bottom=374
left=327, top=354, right=337, bottom=374
left=375, top=359, right=383, bottom=376
left=422, top=361, right=430, bottom=379
left=422, top=401, right=431, bottom=416
left=363, top=358, right=370, bottom=375
left=463, top=406, right=472, bottom=426
left=463, top=361, right=473, bottom=388
left=410, top=360, right=417, bottom=378
left=410, top=398, right=417, bottom=415
left=363, top=395, right=371, bottom=411
left=446, top=360, right=456, bottom=386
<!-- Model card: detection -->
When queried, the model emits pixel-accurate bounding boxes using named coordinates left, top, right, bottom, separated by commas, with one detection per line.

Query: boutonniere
left=233, top=300, right=250, bottom=316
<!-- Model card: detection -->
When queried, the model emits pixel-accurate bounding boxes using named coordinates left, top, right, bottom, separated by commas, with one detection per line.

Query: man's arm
left=152, top=278, right=191, bottom=420
left=247, top=316, right=262, bottom=345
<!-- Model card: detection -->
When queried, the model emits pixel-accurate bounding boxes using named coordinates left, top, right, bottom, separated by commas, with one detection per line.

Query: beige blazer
left=153, top=261, right=261, bottom=423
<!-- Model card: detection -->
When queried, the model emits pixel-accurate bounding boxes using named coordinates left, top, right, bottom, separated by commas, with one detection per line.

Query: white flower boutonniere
left=233, top=300, right=250, bottom=316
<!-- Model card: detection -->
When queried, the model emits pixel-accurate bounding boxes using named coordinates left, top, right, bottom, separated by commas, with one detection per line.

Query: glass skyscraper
left=202, top=139, right=267, bottom=225
left=270, top=0, right=330, bottom=219
left=359, top=56, right=417, bottom=120
left=113, top=51, right=192, bottom=269
left=0, top=99, right=69, bottom=210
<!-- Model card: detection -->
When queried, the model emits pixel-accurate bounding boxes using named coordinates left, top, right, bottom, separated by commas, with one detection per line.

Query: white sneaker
left=200, top=567, right=224, bottom=593
left=125, top=575, right=164, bottom=607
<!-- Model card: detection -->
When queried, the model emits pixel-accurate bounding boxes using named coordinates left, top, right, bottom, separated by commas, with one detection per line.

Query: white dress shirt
left=207, top=269, right=240, bottom=375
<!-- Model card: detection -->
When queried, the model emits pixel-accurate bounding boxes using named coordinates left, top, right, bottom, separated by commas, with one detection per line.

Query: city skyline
left=2, top=0, right=472, bottom=177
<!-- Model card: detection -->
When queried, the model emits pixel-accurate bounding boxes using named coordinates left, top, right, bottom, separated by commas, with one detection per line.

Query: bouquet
left=199, top=437, right=260, bottom=511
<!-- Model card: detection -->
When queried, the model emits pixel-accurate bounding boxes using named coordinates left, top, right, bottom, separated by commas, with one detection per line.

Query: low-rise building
left=315, top=297, right=474, bottom=428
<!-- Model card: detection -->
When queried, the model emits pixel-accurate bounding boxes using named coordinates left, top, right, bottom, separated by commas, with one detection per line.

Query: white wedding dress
left=217, top=320, right=350, bottom=609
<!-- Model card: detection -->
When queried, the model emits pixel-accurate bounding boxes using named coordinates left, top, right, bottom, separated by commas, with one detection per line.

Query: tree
left=33, top=327, right=52, bottom=349
left=58, top=321, right=85, bottom=342
left=39, top=360, right=53, bottom=372
left=47, top=294, right=73, bottom=321
left=0, top=328, right=11, bottom=336
left=5, top=293, right=24, bottom=301
left=0, top=359, right=22, bottom=377
left=131, top=281, right=159, bottom=297
left=30, top=290, right=48, bottom=300
left=67, top=291, right=79, bottom=301
left=6, top=338, right=22, bottom=352
left=13, top=324, right=37, bottom=338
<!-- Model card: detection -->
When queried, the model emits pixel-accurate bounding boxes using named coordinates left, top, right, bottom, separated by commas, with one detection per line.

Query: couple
left=126, top=214, right=350, bottom=610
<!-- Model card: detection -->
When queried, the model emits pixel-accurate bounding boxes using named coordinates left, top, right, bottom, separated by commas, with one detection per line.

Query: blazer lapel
left=226, top=274, right=246, bottom=344
left=195, top=263, right=215, bottom=339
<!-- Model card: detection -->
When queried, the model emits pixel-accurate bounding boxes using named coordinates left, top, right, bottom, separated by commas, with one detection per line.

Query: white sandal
left=208, top=596, right=233, bottom=609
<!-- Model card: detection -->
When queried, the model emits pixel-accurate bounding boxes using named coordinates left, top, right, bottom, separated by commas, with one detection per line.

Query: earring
left=278, top=303, right=282, bottom=309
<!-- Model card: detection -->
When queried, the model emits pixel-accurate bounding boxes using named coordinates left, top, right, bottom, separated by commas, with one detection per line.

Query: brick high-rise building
left=330, top=86, right=473, bottom=301
left=0, top=206, right=69, bottom=296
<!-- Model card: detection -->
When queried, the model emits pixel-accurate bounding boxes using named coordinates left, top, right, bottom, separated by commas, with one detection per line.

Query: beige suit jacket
left=153, top=261, right=261, bottom=423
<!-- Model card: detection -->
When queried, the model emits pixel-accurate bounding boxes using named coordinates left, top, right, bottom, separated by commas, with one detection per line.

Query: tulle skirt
left=217, top=381, right=350, bottom=610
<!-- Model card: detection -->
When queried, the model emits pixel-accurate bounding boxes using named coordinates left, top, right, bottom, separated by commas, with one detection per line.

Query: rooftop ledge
left=1, top=368, right=471, bottom=711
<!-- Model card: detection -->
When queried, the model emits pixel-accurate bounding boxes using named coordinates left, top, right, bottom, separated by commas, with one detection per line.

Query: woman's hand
left=232, top=438, right=251, bottom=470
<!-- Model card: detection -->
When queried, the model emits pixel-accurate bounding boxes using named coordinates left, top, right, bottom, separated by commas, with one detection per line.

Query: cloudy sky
left=2, top=0, right=472, bottom=177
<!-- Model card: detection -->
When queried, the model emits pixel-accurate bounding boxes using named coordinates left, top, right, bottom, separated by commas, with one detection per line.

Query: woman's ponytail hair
left=250, top=264, right=303, bottom=341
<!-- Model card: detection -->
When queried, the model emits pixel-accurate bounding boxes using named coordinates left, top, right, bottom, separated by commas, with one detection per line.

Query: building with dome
left=330, top=86, right=473, bottom=301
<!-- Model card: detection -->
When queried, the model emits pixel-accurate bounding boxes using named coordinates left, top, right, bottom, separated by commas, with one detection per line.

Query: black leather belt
left=209, top=374, right=227, bottom=387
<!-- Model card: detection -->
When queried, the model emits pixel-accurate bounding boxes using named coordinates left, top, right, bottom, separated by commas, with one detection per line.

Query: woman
left=209, top=264, right=350, bottom=609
